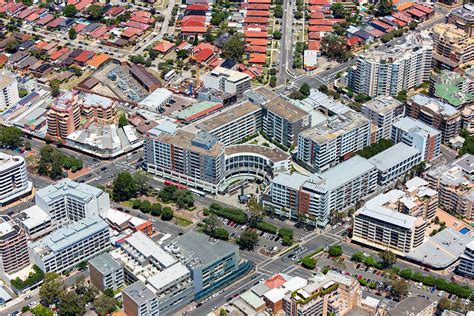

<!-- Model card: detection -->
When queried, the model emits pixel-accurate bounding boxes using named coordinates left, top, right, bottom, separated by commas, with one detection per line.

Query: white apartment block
left=202, top=67, right=251, bottom=96
left=265, top=156, right=377, bottom=227
left=348, top=32, right=432, bottom=97
left=458, top=241, right=474, bottom=278
left=0, top=153, right=32, bottom=206
left=369, top=143, right=422, bottom=185
left=353, top=191, right=427, bottom=256
left=16, top=205, right=54, bottom=240
left=184, top=101, right=262, bottom=146
left=28, top=215, right=110, bottom=273
left=35, top=179, right=111, bottom=224
left=123, top=281, right=159, bottom=316
left=361, top=96, right=405, bottom=142
left=391, top=117, right=442, bottom=162
left=0, top=74, right=20, bottom=111
left=297, top=111, right=371, bottom=172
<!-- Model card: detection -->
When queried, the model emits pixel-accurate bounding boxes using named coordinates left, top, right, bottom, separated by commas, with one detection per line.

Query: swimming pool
left=459, top=227, right=470, bottom=235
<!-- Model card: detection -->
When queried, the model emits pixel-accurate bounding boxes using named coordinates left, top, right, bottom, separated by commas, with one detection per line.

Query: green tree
left=49, top=153, right=64, bottom=180
left=159, top=185, right=177, bottom=202
left=301, top=257, right=316, bottom=269
left=31, top=304, right=54, bottom=316
left=376, top=0, right=394, bottom=16
left=68, top=27, right=77, bottom=40
left=5, top=40, right=19, bottom=53
left=74, top=276, right=98, bottom=303
left=139, top=200, right=152, bottom=213
left=273, top=30, right=282, bottom=40
left=151, top=203, right=162, bottom=216
left=161, top=207, right=174, bottom=221
left=396, top=90, right=408, bottom=102
left=93, top=294, right=117, bottom=316
left=132, top=171, right=150, bottom=195
left=247, top=198, right=264, bottom=226
left=438, top=297, right=451, bottom=311
left=49, top=79, right=61, bottom=97
left=39, top=273, right=64, bottom=307
left=330, top=3, right=349, bottom=18
left=177, top=49, right=188, bottom=59
left=274, top=5, right=283, bottom=18
left=63, top=5, right=78, bottom=17
left=175, top=189, right=194, bottom=209
left=0, top=126, right=23, bottom=148
left=220, top=308, right=227, bottom=316
left=288, top=90, right=305, bottom=100
left=328, top=245, right=343, bottom=257
left=118, top=113, right=128, bottom=127
left=391, top=279, right=409, bottom=299
left=351, top=251, right=365, bottom=262
left=379, top=250, right=397, bottom=267
left=87, top=4, right=103, bottom=20
left=221, top=34, right=245, bottom=62
left=299, top=83, right=310, bottom=97
left=58, top=291, right=86, bottom=316
left=112, top=172, right=138, bottom=201
left=237, top=229, right=259, bottom=250
left=321, top=34, right=352, bottom=62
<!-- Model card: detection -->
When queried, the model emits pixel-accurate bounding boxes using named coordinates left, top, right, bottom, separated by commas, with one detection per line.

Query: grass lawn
left=120, top=200, right=132, bottom=208
left=175, top=216, right=193, bottom=227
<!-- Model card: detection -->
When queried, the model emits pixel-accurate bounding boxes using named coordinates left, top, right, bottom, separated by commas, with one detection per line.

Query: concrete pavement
left=276, top=0, right=294, bottom=86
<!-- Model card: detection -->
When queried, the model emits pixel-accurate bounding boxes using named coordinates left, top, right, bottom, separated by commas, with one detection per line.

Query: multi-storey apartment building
left=202, top=66, right=251, bottom=96
left=402, top=177, right=438, bottom=220
left=430, top=70, right=474, bottom=108
left=297, top=111, right=371, bottom=172
left=447, top=4, right=474, bottom=37
left=284, top=271, right=361, bottom=316
left=80, top=92, right=117, bottom=124
left=353, top=191, right=427, bottom=256
left=0, top=215, right=30, bottom=281
left=89, top=252, right=124, bottom=292
left=265, top=156, right=377, bottom=226
left=458, top=241, right=474, bottom=278
left=122, top=281, right=159, bottom=316
left=0, top=75, right=19, bottom=111
left=406, top=94, right=461, bottom=142
left=145, top=125, right=225, bottom=194
left=0, top=153, right=32, bottom=206
left=170, top=231, right=248, bottom=300
left=28, top=215, right=110, bottom=273
left=261, top=95, right=312, bottom=149
left=432, top=23, right=474, bottom=69
left=47, top=91, right=81, bottom=139
left=112, top=231, right=194, bottom=315
left=361, top=96, right=405, bottom=142
left=185, top=101, right=262, bottom=146
left=369, top=143, right=421, bottom=185
left=35, top=179, right=110, bottom=224
left=391, top=117, right=442, bottom=162
left=16, top=206, right=54, bottom=240
left=425, top=154, right=474, bottom=219
left=348, top=32, right=432, bottom=97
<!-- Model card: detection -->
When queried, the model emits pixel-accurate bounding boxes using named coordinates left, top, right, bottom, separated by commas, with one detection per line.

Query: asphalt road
left=276, top=0, right=294, bottom=86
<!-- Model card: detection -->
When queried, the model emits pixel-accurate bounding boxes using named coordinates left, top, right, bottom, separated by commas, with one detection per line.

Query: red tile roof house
left=248, top=53, right=266, bottom=64
left=246, top=10, right=270, bottom=17
left=347, top=36, right=363, bottom=48
left=105, top=6, right=125, bottom=17
left=247, top=3, right=271, bottom=10
left=308, top=40, right=321, bottom=50
left=49, top=47, right=70, bottom=61
left=153, top=40, right=174, bottom=54
left=175, top=41, right=192, bottom=52
left=246, top=38, right=268, bottom=46
left=244, top=31, right=268, bottom=38
left=245, top=45, right=267, bottom=53
left=192, top=43, right=218, bottom=63
left=405, top=8, right=429, bottom=22
left=74, top=50, right=95, bottom=65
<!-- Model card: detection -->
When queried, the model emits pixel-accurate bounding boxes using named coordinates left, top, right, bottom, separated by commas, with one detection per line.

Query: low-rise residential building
left=388, top=296, right=436, bottom=316
left=35, top=179, right=110, bottom=224
left=202, top=67, right=251, bottom=96
left=122, top=281, right=159, bottom=316
left=0, top=215, right=30, bottom=282
left=297, top=111, right=371, bottom=172
left=89, top=252, right=124, bottom=292
left=391, top=117, right=442, bottom=162
left=402, top=177, right=438, bottom=220
left=353, top=191, right=427, bottom=256
left=28, top=215, right=110, bottom=273
left=111, top=231, right=194, bottom=315
left=425, top=154, right=474, bottom=219
left=361, top=96, right=405, bottom=142
left=284, top=271, right=361, bottom=316
left=0, top=153, right=32, bottom=206
left=432, top=23, right=474, bottom=69
left=406, top=94, right=461, bottom=143
left=458, top=240, right=474, bottom=278
left=369, top=143, right=422, bottom=185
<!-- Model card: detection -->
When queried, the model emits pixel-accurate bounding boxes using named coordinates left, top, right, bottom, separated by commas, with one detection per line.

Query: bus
left=188, top=187, right=206, bottom=197
left=164, top=180, right=187, bottom=189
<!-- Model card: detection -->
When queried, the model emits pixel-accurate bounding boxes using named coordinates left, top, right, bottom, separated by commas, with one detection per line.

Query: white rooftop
left=125, top=231, right=176, bottom=268
left=148, top=262, right=189, bottom=292
left=369, top=143, right=420, bottom=172
left=19, top=205, right=51, bottom=229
